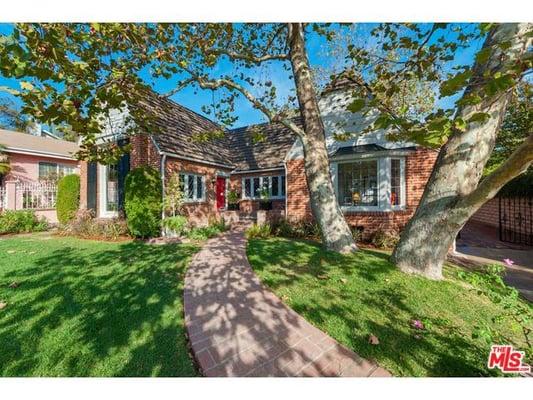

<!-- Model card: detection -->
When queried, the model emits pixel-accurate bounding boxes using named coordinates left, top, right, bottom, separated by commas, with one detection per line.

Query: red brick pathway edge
left=183, top=230, right=392, bottom=377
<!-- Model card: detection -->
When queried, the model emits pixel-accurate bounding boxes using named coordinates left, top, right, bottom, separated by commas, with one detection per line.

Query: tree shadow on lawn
left=248, top=238, right=502, bottom=376
left=0, top=240, right=199, bottom=377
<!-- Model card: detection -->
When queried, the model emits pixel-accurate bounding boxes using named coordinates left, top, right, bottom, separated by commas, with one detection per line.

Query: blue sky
left=0, top=23, right=483, bottom=129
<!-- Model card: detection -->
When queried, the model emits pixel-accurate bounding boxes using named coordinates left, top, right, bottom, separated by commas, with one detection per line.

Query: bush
left=370, top=229, right=400, bottom=249
left=162, top=215, right=188, bottom=236
left=186, top=218, right=228, bottom=241
left=124, top=166, right=162, bottom=238
left=59, top=209, right=129, bottom=241
left=0, top=210, right=48, bottom=234
left=245, top=223, right=271, bottom=239
left=56, top=174, right=80, bottom=224
left=271, top=218, right=320, bottom=239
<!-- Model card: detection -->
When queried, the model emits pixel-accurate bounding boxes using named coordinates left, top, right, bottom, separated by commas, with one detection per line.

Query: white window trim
left=38, top=162, right=78, bottom=179
left=181, top=173, right=206, bottom=203
left=241, top=175, right=286, bottom=200
left=333, top=156, right=406, bottom=213
left=98, top=164, right=118, bottom=219
left=390, top=157, right=406, bottom=211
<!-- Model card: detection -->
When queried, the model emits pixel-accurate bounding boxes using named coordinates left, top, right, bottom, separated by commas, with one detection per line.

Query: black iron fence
left=499, top=196, right=533, bottom=246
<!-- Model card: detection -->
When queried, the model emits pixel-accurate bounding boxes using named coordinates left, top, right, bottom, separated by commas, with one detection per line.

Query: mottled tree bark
left=392, top=23, right=533, bottom=279
left=287, top=23, right=357, bottom=253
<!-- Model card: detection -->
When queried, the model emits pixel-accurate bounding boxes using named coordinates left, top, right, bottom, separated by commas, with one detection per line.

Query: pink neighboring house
left=0, top=129, right=80, bottom=223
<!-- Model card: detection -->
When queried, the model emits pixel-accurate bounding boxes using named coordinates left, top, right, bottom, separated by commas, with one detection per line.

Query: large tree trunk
left=392, top=23, right=532, bottom=279
left=287, top=23, right=357, bottom=253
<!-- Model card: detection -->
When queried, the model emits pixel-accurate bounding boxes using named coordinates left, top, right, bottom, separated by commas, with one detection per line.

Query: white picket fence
left=18, top=182, right=58, bottom=210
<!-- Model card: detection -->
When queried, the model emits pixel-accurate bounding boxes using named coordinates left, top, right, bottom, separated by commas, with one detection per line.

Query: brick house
left=80, top=83, right=437, bottom=238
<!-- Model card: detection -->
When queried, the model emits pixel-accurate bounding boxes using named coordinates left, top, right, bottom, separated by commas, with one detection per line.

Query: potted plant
left=227, top=189, right=240, bottom=211
left=259, top=187, right=272, bottom=210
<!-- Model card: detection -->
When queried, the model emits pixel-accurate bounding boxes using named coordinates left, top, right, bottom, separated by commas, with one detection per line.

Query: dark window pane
left=196, top=176, right=203, bottom=199
left=187, top=175, right=194, bottom=199
left=244, top=178, right=251, bottom=197
left=253, top=177, right=260, bottom=198
left=338, top=160, right=378, bottom=207
left=281, top=176, right=286, bottom=197
left=272, top=176, right=279, bottom=197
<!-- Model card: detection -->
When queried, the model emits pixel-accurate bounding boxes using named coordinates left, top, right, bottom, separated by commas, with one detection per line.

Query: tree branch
left=459, top=134, right=533, bottom=208
left=167, top=68, right=306, bottom=138
left=205, top=48, right=288, bottom=63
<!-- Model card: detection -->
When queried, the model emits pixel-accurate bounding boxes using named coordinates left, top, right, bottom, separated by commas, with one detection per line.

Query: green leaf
left=440, top=70, right=473, bottom=97
left=475, top=48, right=491, bottom=65
left=347, top=98, right=366, bottom=113
left=454, top=118, right=467, bottom=132
left=468, top=112, right=490, bottom=124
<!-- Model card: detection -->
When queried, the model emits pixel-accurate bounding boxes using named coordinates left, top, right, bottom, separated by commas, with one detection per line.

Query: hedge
left=124, top=166, right=162, bottom=238
left=56, top=174, right=80, bottom=224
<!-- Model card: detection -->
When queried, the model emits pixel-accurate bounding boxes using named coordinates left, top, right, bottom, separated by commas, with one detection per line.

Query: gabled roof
left=0, top=129, right=79, bottom=160
left=133, top=89, right=297, bottom=172
left=134, top=90, right=235, bottom=167
left=227, top=119, right=299, bottom=172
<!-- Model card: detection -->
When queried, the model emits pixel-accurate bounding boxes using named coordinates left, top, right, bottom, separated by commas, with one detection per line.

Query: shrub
left=245, top=223, right=271, bottom=239
left=0, top=210, right=48, bottom=234
left=162, top=215, right=188, bottom=236
left=124, top=166, right=162, bottom=238
left=457, top=264, right=532, bottom=352
left=370, top=229, right=400, bottom=249
left=271, top=218, right=320, bottom=239
left=227, top=189, right=239, bottom=205
left=56, top=174, right=80, bottom=224
left=59, top=209, right=129, bottom=241
left=186, top=218, right=228, bottom=241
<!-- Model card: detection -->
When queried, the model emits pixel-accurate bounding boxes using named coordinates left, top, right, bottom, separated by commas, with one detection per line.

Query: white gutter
left=283, top=160, right=288, bottom=219
left=231, top=166, right=285, bottom=175
left=4, top=147, right=77, bottom=161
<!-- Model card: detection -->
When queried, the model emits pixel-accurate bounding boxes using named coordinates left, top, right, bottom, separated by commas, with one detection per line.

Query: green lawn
left=247, top=237, right=532, bottom=377
left=0, top=234, right=199, bottom=377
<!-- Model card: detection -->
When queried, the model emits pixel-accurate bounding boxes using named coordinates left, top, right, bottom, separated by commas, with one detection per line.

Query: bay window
left=242, top=175, right=286, bottom=199
left=335, top=157, right=405, bottom=211
left=179, top=173, right=205, bottom=202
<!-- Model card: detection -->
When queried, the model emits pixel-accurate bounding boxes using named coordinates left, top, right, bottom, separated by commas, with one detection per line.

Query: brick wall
left=130, top=134, right=161, bottom=171
left=470, top=197, right=499, bottom=228
left=165, top=157, right=232, bottom=226
left=286, top=147, right=438, bottom=239
left=229, top=171, right=286, bottom=214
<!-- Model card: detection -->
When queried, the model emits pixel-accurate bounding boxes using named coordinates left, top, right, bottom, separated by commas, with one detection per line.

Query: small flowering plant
left=411, top=319, right=425, bottom=330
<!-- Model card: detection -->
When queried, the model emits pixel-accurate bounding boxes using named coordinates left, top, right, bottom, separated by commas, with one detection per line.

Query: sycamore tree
left=338, top=23, right=532, bottom=279
left=0, top=23, right=358, bottom=253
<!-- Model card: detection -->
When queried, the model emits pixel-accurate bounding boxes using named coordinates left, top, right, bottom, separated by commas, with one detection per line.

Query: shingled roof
left=227, top=119, right=299, bottom=172
left=134, top=90, right=235, bottom=167
left=134, top=89, right=297, bottom=172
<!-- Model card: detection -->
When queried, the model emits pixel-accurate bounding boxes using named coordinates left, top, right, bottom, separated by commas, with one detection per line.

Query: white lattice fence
left=18, top=182, right=57, bottom=210
left=0, top=186, right=6, bottom=209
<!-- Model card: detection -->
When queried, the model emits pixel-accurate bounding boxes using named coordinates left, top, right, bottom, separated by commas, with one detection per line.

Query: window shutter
left=87, top=162, right=97, bottom=211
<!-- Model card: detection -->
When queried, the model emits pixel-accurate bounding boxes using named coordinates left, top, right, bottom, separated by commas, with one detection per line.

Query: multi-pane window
left=106, top=164, right=118, bottom=212
left=38, top=162, right=76, bottom=181
left=179, top=173, right=205, bottom=202
left=242, top=175, right=286, bottom=199
left=338, top=160, right=378, bottom=207
left=390, top=159, right=402, bottom=206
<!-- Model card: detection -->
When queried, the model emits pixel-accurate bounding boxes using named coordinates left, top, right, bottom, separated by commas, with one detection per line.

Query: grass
left=247, top=237, right=532, bottom=377
left=0, top=233, right=199, bottom=377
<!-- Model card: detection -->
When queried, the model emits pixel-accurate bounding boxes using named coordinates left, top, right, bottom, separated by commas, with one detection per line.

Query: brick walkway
left=183, top=230, right=391, bottom=377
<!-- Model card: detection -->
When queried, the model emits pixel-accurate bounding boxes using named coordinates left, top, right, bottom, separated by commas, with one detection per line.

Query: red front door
left=216, top=177, right=226, bottom=210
